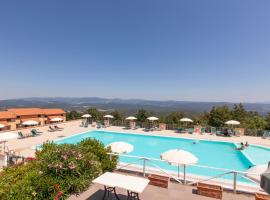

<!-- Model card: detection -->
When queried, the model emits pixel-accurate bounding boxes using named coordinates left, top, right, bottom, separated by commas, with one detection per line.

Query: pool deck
left=1, top=120, right=269, bottom=158
left=68, top=172, right=254, bottom=200
left=0, top=120, right=269, bottom=196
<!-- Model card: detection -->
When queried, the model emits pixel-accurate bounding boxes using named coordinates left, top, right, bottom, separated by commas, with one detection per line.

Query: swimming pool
left=54, top=130, right=270, bottom=184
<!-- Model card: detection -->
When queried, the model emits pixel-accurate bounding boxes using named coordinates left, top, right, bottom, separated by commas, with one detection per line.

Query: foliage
left=135, top=109, right=151, bottom=122
left=208, top=106, right=231, bottom=127
left=66, top=104, right=270, bottom=135
left=66, top=111, right=81, bottom=121
left=110, top=110, right=123, bottom=122
left=86, top=107, right=103, bottom=121
left=0, top=139, right=117, bottom=200
left=265, top=113, right=270, bottom=130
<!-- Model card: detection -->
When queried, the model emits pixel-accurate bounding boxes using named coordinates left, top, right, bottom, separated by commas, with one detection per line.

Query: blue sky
left=0, top=1, right=270, bottom=102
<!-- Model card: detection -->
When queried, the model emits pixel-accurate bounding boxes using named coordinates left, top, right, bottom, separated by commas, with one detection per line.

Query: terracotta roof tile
left=42, top=109, right=65, bottom=115
left=7, top=108, right=43, bottom=116
left=0, top=111, right=16, bottom=119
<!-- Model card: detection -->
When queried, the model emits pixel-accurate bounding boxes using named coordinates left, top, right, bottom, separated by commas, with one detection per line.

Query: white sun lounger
left=92, top=172, right=149, bottom=199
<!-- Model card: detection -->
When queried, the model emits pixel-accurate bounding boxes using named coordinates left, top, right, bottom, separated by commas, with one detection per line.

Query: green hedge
left=0, top=139, right=117, bottom=200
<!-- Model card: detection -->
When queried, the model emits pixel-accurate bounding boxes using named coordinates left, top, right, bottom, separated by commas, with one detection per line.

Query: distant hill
left=1, top=97, right=270, bottom=116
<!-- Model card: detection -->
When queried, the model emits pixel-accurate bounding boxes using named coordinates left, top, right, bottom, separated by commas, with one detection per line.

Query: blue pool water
left=54, top=130, right=270, bottom=184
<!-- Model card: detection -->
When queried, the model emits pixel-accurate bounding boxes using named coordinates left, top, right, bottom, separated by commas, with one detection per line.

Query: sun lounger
left=176, top=127, right=185, bottom=133
left=31, top=129, right=41, bottom=136
left=234, top=130, right=241, bottom=137
left=96, top=123, right=102, bottom=129
left=93, top=172, right=149, bottom=200
left=188, top=128, right=194, bottom=134
left=211, top=127, right=217, bottom=135
left=48, top=126, right=57, bottom=132
left=54, top=125, right=63, bottom=130
left=32, top=129, right=42, bottom=133
left=18, top=131, right=26, bottom=139
left=262, top=131, right=270, bottom=139
left=200, top=127, right=206, bottom=134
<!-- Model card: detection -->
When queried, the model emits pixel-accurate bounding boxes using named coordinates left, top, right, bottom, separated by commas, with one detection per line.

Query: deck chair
left=18, top=132, right=26, bottom=139
left=31, top=129, right=40, bottom=136
left=201, top=127, right=206, bottom=134
left=262, top=131, right=270, bottom=139
left=49, top=126, right=56, bottom=132
left=54, top=125, right=63, bottom=130
left=188, top=128, right=194, bottom=134
left=210, top=127, right=217, bottom=135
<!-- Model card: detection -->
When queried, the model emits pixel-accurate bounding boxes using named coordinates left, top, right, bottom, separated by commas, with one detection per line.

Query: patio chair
left=54, top=125, right=63, bottom=130
left=31, top=129, right=41, bottom=136
left=32, top=128, right=42, bottom=133
left=234, top=130, right=241, bottom=137
left=210, top=127, right=217, bottom=135
left=262, top=131, right=270, bottom=139
left=97, top=123, right=102, bottom=129
left=176, top=127, right=185, bottom=133
left=81, top=121, right=84, bottom=127
left=18, top=132, right=26, bottom=139
left=201, top=127, right=206, bottom=134
left=48, top=126, right=56, bottom=132
left=188, top=128, right=194, bottom=134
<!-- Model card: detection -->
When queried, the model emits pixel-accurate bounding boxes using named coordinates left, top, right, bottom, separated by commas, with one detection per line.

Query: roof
left=47, top=115, right=63, bottom=120
left=0, top=111, right=16, bottom=119
left=7, top=108, right=43, bottom=116
left=42, top=108, right=65, bottom=115
left=6, top=108, right=65, bottom=116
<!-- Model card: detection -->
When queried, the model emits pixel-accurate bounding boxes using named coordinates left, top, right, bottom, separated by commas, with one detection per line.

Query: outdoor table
left=93, top=172, right=149, bottom=200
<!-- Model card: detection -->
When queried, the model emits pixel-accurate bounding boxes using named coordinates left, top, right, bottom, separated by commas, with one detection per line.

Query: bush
left=0, top=139, right=117, bottom=200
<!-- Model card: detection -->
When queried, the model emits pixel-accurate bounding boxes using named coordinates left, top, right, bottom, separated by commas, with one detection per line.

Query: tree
left=265, top=113, right=270, bottom=130
left=231, top=103, right=248, bottom=123
left=135, top=109, right=151, bottom=122
left=86, top=108, right=103, bottom=121
left=66, top=111, right=81, bottom=121
left=208, top=106, right=231, bottom=127
left=246, top=116, right=267, bottom=132
left=111, top=110, right=123, bottom=121
left=164, top=112, right=184, bottom=124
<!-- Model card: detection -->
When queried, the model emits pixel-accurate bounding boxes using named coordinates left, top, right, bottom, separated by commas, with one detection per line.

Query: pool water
left=54, top=130, right=270, bottom=184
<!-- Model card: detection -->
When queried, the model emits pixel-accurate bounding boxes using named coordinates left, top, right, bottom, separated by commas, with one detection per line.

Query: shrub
left=0, top=139, right=117, bottom=200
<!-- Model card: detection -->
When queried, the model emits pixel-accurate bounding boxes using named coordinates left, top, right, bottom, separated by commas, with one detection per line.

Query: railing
left=107, top=153, right=261, bottom=193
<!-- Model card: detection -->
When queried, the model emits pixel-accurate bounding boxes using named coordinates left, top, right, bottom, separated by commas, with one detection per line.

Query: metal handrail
left=107, top=152, right=261, bottom=193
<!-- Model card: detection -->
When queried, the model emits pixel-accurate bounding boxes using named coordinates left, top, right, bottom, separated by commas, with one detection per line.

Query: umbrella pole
left=183, top=165, right=186, bottom=184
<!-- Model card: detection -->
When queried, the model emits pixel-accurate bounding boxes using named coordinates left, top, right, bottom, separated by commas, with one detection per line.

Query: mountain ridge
left=1, top=97, right=270, bottom=115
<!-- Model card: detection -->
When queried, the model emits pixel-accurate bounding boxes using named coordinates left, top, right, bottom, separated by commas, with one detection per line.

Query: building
left=0, top=108, right=66, bottom=131
left=0, top=111, right=17, bottom=131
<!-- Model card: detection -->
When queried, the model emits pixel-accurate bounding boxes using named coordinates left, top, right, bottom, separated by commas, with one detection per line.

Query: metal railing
left=108, top=153, right=261, bottom=193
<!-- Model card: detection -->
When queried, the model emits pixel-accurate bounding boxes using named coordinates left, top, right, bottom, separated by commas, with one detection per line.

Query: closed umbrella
left=22, top=120, right=38, bottom=126
left=161, top=149, right=198, bottom=183
left=106, top=141, right=134, bottom=154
